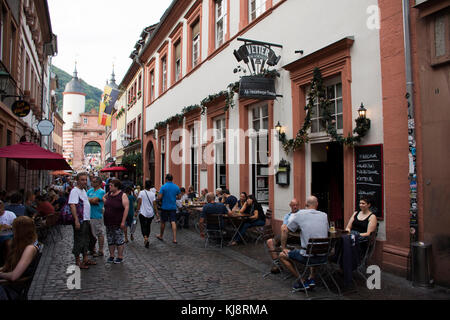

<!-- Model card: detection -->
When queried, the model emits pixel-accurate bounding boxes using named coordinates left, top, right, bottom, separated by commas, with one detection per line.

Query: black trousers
left=139, top=214, right=154, bottom=238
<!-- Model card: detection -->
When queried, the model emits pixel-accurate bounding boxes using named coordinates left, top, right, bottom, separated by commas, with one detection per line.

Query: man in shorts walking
left=156, top=174, right=181, bottom=244
left=87, top=176, right=106, bottom=257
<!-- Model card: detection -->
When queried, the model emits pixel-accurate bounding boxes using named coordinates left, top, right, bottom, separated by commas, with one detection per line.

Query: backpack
left=59, top=197, right=84, bottom=225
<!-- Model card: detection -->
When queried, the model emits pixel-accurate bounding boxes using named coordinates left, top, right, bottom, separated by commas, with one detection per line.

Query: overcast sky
left=48, top=0, right=173, bottom=91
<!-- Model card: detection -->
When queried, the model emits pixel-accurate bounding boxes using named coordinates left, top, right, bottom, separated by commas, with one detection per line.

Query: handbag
left=59, top=198, right=84, bottom=225
left=142, top=190, right=155, bottom=218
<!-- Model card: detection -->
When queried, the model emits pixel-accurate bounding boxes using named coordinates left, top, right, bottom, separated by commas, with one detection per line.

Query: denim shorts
left=288, top=249, right=328, bottom=264
left=161, top=210, right=177, bottom=223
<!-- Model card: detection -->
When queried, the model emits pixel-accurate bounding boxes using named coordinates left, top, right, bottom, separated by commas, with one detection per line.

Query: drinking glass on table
left=329, top=221, right=336, bottom=233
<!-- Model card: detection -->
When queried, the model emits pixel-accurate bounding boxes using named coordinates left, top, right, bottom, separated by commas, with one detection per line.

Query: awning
left=100, top=166, right=127, bottom=172
left=0, top=142, right=72, bottom=170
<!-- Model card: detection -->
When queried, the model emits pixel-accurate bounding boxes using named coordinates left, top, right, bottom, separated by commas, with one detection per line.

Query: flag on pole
left=98, top=85, right=119, bottom=126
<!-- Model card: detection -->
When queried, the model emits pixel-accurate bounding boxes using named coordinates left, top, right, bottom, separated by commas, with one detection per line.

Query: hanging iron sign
left=11, top=100, right=31, bottom=117
left=239, top=76, right=276, bottom=100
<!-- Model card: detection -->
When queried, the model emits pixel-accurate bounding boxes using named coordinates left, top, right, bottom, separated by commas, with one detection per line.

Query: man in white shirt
left=279, top=196, right=329, bottom=291
left=69, top=172, right=96, bottom=270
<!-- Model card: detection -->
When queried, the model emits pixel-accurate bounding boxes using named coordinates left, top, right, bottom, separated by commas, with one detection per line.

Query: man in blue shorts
left=156, top=173, right=181, bottom=244
left=279, top=196, right=329, bottom=291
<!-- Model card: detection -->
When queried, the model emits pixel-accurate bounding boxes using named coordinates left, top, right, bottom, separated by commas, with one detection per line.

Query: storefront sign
left=11, top=100, right=31, bottom=117
left=239, top=76, right=276, bottom=100
left=37, top=119, right=54, bottom=136
left=355, top=144, right=384, bottom=219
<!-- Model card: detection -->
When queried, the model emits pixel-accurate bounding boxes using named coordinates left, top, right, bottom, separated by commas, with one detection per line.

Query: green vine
left=280, top=67, right=371, bottom=154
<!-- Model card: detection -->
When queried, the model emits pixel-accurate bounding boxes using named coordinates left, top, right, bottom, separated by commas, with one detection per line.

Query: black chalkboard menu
left=355, top=144, right=383, bottom=220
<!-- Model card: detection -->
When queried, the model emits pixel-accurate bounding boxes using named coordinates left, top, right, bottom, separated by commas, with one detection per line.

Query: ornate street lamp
left=358, top=103, right=367, bottom=119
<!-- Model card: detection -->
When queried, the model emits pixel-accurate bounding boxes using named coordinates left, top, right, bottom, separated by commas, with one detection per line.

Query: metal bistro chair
left=204, top=214, right=225, bottom=249
left=356, top=223, right=379, bottom=281
left=249, top=209, right=273, bottom=245
left=291, top=237, right=341, bottom=298
left=261, top=223, right=291, bottom=278
left=0, top=243, right=44, bottom=300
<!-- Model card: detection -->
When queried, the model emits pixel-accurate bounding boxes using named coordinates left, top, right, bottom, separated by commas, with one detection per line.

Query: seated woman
left=345, top=197, right=378, bottom=240
left=229, top=194, right=266, bottom=246
left=0, top=216, right=41, bottom=300
left=227, top=192, right=248, bottom=214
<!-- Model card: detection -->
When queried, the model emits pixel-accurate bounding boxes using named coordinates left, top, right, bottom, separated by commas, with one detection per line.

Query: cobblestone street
left=27, top=222, right=450, bottom=301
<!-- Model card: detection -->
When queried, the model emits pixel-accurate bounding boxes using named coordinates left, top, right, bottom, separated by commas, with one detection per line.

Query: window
left=6, top=130, right=12, bottom=146
left=190, top=126, right=199, bottom=193
left=10, top=23, right=16, bottom=71
left=174, top=40, right=182, bottom=82
left=215, top=0, right=227, bottom=48
left=83, top=118, right=88, bottom=124
left=138, top=74, right=142, bottom=93
left=0, top=7, right=6, bottom=61
left=67, top=112, right=72, bottom=115
left=214, top=117, right=226, bottom=190
left=137, top=115, right=141, bottom=139
left=161, top=56, right=167, bottom=92
left=150, top=69, right=155, bottom=101
left=249, top=0, right=266, bottom=22
left=431, top=10, right=450, bottom=65
left=192, top=20, right=201, bottom=68
left=309, top=78, right=343, bottom=134
left=251, top=104, right=269, bottom=204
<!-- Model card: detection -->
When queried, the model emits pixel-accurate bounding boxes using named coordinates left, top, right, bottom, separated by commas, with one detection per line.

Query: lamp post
left=0, top=70, right=21, bottom=101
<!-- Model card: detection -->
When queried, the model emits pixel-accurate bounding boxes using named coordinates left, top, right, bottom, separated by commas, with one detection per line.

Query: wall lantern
left=276, top=159, right=290, bottom=187
left=275, top=121, right=282, bottom=134
left=358, top=103, right=367, bottom=119
left=0, top=70, right=21, bottom=101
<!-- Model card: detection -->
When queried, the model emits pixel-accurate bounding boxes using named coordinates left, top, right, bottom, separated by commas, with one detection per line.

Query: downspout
left=402, top=0, right=419, bottom=278
left=135, top=56, right=145, bottom=187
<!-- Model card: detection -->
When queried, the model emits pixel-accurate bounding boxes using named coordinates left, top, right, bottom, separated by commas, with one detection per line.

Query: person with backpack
left=68, top=172, right=96, bottom=269
left=136, top=180, right=157, bottom=248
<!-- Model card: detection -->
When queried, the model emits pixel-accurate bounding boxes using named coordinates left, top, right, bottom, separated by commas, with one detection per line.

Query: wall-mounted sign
left=239, top=76, right=276, bottom=100
left=37, top=119, right=54, bottom=136
left=11, top=100, right=31, bottom=117
left=355, top=144, right=384, bottom=220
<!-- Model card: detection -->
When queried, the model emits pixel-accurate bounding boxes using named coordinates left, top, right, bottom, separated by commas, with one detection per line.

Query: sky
left=47, top=0, right=174, bottom=91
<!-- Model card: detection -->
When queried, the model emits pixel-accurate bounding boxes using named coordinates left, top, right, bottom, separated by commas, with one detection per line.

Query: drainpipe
left=402, top=0, right=419, bottom=279
left=135, top=56, right=145, bottom=187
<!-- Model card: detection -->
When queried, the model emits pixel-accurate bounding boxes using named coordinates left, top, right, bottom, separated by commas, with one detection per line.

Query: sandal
left=77, top=263, right=89, bottom=269
left=85, top=260, right=97, bottom=266
left=173, top=240, right=178, bottom=244
left=93, top=252, right=104, bottom=257
left=156, top=235, right=164, bottom=241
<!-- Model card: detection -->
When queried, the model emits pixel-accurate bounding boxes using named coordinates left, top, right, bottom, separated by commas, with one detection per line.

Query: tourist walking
left=136, top=180, right=157, bottom=248
left=124, top=187, right=136, bottom=243
left=87, top=176, right=106, bottom=257
left=69, top=172, right=96, bottom=269
left=156, top=174, right=180, bottom=244
left=103, top=179, right=129, bottom=264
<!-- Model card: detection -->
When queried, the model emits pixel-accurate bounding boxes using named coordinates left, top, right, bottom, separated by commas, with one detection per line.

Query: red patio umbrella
left=100, top=166, right=128, bottom=172
left=0, top=142, right=72, bottom=170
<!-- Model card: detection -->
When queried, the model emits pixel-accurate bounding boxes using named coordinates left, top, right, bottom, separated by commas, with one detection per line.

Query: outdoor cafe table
left=223, top=213, right=252, bottom=245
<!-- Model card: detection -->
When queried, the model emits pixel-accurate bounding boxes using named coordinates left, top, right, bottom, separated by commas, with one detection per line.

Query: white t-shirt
left=68, top=187, right=91, bottom=221
left=287, top=209, right=329, bottom=256
left=138, top=189, right=156, bottom=218
left=0, top=210, right=17, bottom=237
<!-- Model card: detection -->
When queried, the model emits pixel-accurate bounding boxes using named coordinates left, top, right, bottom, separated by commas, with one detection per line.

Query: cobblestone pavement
left=28, top=222, right=450, bottom=300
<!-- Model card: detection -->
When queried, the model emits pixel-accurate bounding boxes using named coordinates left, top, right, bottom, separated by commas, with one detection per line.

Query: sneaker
left=107, top=257, right=115, bottom=263
left=307, top=278, right=316, bottom=288
left=114, top=258, right=123, bottom=264
left=292, top=280, right=310, bottom=291
left=145, top=241, right=149, bottom=249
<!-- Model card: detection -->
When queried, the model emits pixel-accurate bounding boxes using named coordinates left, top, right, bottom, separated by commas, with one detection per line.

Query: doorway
left=311, top=142, right=344, bottom=228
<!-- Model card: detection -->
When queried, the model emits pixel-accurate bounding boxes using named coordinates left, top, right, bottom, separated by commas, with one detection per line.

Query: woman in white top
left=136, top=180, right=158, bottom=248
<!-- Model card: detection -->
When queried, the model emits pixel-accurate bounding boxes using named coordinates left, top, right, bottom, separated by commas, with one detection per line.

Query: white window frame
left=174, top=41, right=182, bottom=82
left=215, top=0, right=227, bottom=48
left=190, top=126, right=199, bottom=193
left=192, top=31, right=200, bottom=68
left=162, top=57, right=167, bottom=92
left=83, top=118, right=88, bottom=124
left=249, top=103, right=269, bottom=204
left=150, top=70, right=155, bottom=101
left=214, top=116, right=226, bottom=190
left=308, top=76, right=343, bottom=138
left=249, top=0, right=266, bottom=22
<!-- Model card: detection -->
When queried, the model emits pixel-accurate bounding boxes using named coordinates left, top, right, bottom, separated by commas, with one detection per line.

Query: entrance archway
left=147, top=141, right=155, bottom=185
left=84, top=141, right=102, bottom=170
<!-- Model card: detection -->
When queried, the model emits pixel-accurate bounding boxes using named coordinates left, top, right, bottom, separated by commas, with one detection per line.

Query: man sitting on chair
left=279, top=196, right=328, bottom=291
left=199, top=193, right=227, bottom=238
left=266, top=198, right=301, bottom=274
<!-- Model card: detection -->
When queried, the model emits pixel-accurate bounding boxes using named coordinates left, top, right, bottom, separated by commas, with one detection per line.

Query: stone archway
left=146, top=141, right=155, bottom=185
left=84, top=141, right=102, bottom=171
